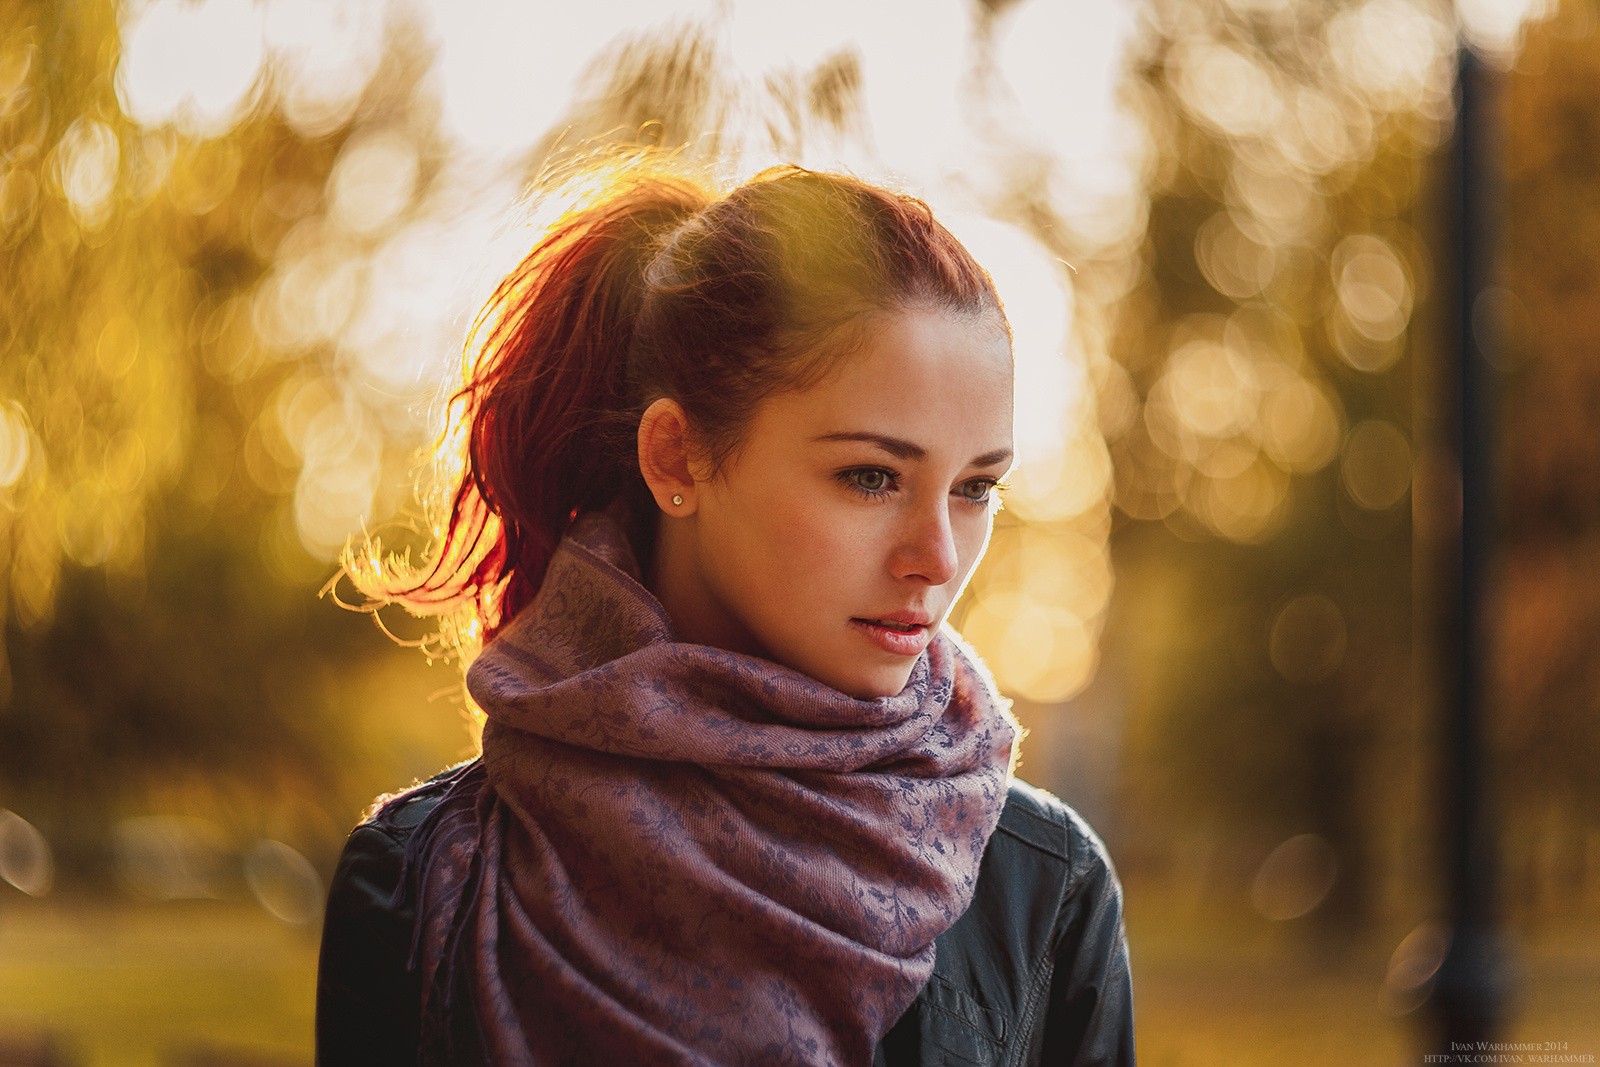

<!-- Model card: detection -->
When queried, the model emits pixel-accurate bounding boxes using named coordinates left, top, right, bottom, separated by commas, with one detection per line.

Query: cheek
left=954, top=510, right=996, bottom=576
left=758, top=498, right=863, bottom=594
left=707, top=485, right=870, bottom=608
left=706, top=483, right=821, bottom=589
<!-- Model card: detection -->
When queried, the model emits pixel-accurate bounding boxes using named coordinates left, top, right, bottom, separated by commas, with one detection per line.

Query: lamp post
left=1423, top=37, right=1516, bottom=1049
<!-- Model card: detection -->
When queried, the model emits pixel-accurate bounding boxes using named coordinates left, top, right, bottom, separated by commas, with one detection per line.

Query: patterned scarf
left=405, top=511, right=1017, bottom=1066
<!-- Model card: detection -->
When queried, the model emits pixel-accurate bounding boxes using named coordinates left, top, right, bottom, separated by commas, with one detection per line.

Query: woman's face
left=673, top=307, right=1014, bottom=699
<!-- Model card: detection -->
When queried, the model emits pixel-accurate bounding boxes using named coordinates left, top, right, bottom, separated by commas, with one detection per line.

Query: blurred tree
left=0, top=0, right=409, bottom=877
left=1495, top=0, right=1600, bottom=908
left=1098, top=0, right=1448, bottom=931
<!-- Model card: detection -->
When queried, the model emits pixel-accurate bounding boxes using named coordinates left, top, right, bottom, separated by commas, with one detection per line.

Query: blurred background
left=1, top=0, right=1596, bottom=1063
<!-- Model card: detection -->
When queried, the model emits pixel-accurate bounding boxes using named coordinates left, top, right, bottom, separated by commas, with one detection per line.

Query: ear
left=637, top=397, right=702, bottom=515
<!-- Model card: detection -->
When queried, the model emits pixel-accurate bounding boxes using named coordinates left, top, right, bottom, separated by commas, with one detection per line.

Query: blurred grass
left=1127, top=887, right=1600, bottom=1067
left=0, top=891, right=1594, bottom=1066
left=0, top=898, right=315, bottom=1067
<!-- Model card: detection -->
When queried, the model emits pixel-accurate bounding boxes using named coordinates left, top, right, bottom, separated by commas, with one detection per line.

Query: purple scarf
left=407, top=512, right=1017, bottom=1066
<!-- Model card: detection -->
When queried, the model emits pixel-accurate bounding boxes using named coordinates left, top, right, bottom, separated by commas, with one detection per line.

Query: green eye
left=956, top=479, right=1006, bottom=507
left=853, top=469, right=890, bottom=492
left=838, top=467, right=897, bottom=498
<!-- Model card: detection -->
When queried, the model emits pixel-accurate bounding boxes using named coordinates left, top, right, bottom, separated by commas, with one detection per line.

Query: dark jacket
left=316, top=766, right=1135, bottom=1066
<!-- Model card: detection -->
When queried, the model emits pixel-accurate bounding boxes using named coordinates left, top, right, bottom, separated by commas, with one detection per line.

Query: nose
left=890, top=498, right=960, bottom=586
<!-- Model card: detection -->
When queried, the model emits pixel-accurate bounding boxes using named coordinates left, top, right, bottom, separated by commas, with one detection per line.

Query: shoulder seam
left=993, top=782, right=1074, bottom=863
left=362, top=759, right=480, bottom=834
left=992, top=818, right=1070, bottom=864
left=347, top=818, right=408, bottom=851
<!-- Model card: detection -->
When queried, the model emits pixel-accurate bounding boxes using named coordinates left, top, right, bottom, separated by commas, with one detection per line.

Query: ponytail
left=341, top=171, right=709, bottom=651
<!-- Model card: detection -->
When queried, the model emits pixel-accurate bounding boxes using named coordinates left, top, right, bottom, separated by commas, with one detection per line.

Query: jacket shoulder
left=362, top=758, right=478, bottom=838
left=315, top=761, right=479, bottom=1065
left=991, top=781, right=1134, bottom=1066
left=881, top=779, right=1133, bottom=1066
left=993, top=779, right=1121, bottom=896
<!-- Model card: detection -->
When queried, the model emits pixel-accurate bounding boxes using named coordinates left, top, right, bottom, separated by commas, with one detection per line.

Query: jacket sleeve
left=1040, top=812, right=1136, bottom=1066
left=315, top=822, right=422, bottom=1066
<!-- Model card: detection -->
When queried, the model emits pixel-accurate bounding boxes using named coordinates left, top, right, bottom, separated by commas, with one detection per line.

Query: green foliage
left=0, top=0, right=436, bottom=862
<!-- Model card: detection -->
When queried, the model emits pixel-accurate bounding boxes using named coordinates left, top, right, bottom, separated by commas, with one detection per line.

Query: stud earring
left=671, top=494, right=684, bottom=507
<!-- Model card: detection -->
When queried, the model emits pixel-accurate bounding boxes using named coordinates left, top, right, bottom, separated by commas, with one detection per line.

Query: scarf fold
left=408, top=511, right=1017, bottom=1066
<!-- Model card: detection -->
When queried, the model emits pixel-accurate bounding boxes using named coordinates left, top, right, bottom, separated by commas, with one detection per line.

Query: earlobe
left=637, top=397, right=699, bottom=515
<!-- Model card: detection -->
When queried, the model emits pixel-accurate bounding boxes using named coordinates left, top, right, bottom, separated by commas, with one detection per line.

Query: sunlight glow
left=262, top=0, right=387, bottom=137
left=1259, top=378, right=1342, bottom=475
left=995, top=0, right=1138, bottom=171
left=724, top=0, right=867, bottom=71
left=1457, top=0, right=1557, bottom=57
left=117, top=0, right=267, bottom=137
left=955, top=520, right=1113, bottom=704
left=1169, top=39, right=1283, bottom=139
left=848, top=0, right=974, bottom=182
left=54, top=119, right=120, bottom=231
left=1151, top=340, right=1262, bottom=443
left=327, top=130, right=419, bottom=237
left=421, top=1, right=583, bottom=155
left=0, top=402, right=33, bottom=491
left=1326, top=0, right=1453, bottom=115
left=292, top=393, right=383, bottom=558
left=1334, top=234, right=1414, bottom=346
left=942, top=213, right=1080, bottom=464
left=0, top=809, right=53, bottom=897
left=416, top=1, right=714, bottom=157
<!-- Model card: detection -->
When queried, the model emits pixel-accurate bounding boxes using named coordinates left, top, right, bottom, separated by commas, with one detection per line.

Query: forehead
left=775, top=308, right=1015, bottom=440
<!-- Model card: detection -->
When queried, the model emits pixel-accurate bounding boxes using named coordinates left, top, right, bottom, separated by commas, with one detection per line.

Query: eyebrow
left=812, top=431, right=1014, bottom=469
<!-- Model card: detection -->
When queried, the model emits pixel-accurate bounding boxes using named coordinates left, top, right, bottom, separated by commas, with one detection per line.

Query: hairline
left=666, top=299, right=1012, bottom=476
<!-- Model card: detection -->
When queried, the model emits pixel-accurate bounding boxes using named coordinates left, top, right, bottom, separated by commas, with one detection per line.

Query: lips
left=856, top=611, right=933, bottom=630
left=850, top=612, right=935, bottom=656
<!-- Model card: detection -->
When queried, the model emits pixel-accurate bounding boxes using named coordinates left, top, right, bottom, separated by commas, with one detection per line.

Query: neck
left=648, top=515, right=762, bottom=655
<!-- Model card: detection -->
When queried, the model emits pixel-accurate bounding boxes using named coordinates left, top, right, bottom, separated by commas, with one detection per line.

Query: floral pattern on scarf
left=408, top=511, right=1017, bottom=1066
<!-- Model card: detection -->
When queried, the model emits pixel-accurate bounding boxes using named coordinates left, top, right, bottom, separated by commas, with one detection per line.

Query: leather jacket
left=316, top=766, right=1136, bottom=1066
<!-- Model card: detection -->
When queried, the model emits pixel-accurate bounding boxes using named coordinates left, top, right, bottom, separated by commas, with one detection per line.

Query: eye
left=955, top=478, right=1006, bottom=507
left=838, top=467, right=897, bottom=498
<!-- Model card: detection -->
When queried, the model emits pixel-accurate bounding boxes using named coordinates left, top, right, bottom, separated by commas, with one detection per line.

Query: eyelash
left=836, top=467, right=1008, bottom=508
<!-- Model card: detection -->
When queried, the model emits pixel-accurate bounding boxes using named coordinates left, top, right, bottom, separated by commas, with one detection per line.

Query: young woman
left=315, top=163, right=1135, bottom=1065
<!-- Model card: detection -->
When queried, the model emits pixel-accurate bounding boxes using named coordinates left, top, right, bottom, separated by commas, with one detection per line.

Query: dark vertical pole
left=1425, top=39, right=1515, bottom=1049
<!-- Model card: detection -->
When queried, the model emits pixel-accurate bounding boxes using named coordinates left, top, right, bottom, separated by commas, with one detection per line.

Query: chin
left=835, top=666, right=917, bottom=701
left=779, top=641, right=918, bottom=701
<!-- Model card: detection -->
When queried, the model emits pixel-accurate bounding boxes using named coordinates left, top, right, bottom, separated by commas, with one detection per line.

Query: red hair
left=344, top=162, right=1004, bottom=655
